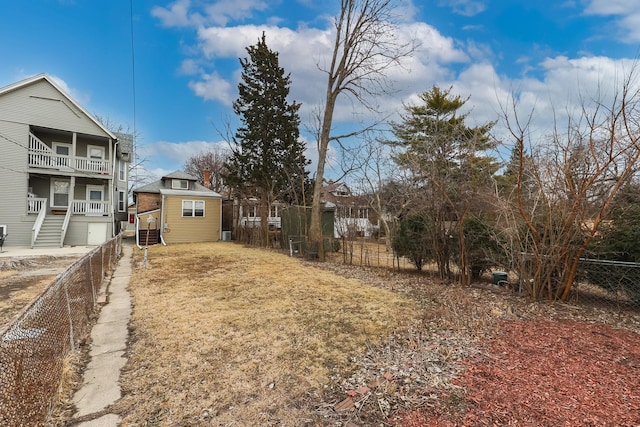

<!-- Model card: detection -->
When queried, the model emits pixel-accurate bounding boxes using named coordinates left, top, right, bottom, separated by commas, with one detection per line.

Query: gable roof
left=134, top=170, right=222, bottom=197
left=0, top=73, right=117, bottom=140
left=162, top=170, right=197, bottom=180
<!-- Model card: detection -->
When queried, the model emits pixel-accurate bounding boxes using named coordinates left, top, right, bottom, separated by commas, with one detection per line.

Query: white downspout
left=160, top=193, right=167, bottom=245
left=111, top=140, right=119, bottom=237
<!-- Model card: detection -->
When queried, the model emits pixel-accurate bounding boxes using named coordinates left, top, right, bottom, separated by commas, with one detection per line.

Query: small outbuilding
left=133, top=171, right=222, bottom=245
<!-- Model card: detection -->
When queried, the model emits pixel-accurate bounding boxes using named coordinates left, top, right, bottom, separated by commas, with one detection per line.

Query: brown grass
left=114, top=242, right=418, bottom=425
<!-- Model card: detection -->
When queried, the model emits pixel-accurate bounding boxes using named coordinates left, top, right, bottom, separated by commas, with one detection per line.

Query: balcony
left=28, top=133, right=111, bottom=175
left=27, top=198, right=110, bottom=216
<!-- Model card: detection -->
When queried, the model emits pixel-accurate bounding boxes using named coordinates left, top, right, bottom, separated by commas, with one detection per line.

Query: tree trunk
left=309, top=96, right=337, bottom=262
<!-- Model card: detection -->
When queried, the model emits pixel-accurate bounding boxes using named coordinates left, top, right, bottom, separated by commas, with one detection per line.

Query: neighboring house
left=322, top=181, right=378, bottom=238
left=132, top=171, right=222, bottom=245
left=238, top=198, right=285, bottom=230
left=121, top=202, right=137, bottom=237
left=0, top=74, right=131, bottom=248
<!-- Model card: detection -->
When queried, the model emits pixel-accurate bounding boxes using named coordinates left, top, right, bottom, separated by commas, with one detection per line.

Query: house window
left=51, top=179, right=70, bottom=208
left=118, top=160, right=127, bottom=181
left=87, top=144, right=106, bottom=173
left=172, top=179, right=189, bottom=190
left=0, top=225, right=6, bottom=236
left=248, top=205, right=257, bottom=218
left=358, top=208, right=369, bottom=219
left=52, top=142, right=71, bottom=167
left=269, top=204, right=279, bottom=218
left=86, top=185, right=105, bottom=214
left=118, top=191, right=126, bottom=212
left=87, top=145, right=105, bottom=159
left=182, top=200, right=205, bottom=217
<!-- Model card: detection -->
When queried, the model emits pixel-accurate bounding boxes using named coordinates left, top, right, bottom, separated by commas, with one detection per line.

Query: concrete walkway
left=69, top=242, right=133, bottom=426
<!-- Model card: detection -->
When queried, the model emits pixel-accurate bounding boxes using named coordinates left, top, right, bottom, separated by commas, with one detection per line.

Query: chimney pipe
left=203, top=168, right=211, bottom=189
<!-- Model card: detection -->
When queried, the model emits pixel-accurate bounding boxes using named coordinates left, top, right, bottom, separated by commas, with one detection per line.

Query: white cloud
left=151, top=0, right=202, bottom=28
left=179, top=59, right=201, bottom=75
left=151, top=0, right=269, bottom=28
left=583, top=0, right=640, bottom=42
left=583, top=0, right=638, bottom=16
left=188, top=72, right=234, bottom=105
left=203, top=0, right=269, bottom=26
left=141, top=140, right=230, bottom=175
left=438, top=0, right=486, bottom=17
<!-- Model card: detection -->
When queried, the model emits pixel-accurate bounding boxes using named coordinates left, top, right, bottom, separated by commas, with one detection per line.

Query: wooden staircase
left=139, top=229, right=159, bottom=246
left=33, top=215, right=64, bottom=248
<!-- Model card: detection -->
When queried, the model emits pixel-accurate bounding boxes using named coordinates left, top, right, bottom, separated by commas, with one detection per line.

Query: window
left=118, top=160, right=127, bottom=181
left=118, top=191, right=126, bottom=212
left=0, top=225, right=6, bottom=236
left=269, top=204, right=279, bottom=218
left=248, top=205, right=257, bottom=218
left=86, top=185, right=105, bottom=214
left=87, top=144, right=106, bottom=173
left=52, top=142, right=71, bottom=167
left=87, top=145, right=105, bottom=159
left=182, top=200, right=205, bottom=217
left=51, top=180, right=70, bottom=208
left=172, top=179, right=189, bottom=189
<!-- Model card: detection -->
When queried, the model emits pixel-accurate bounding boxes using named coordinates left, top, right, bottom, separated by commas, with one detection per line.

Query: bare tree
left=501, top=64, right=640, bottom=300
left=183, top=148, right=229, bottom=193
left=351, top=135, right=397, bottom=246
left=308, top=0, right=415, bottom=260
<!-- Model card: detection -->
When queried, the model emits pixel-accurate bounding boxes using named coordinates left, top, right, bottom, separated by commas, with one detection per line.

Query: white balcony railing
left=27, top=197, right=47, bottom=214
left=72, top=200, right=110, bottom=215
left=28, top=133, right=111, bottom=175
left=74, top=158, right=111, bottom=174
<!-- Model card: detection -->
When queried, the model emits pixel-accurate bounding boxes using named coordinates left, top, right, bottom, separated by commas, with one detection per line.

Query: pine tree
left=224, top=32, right=310, bottom=245
left=388, top=86, right=498, bottom=283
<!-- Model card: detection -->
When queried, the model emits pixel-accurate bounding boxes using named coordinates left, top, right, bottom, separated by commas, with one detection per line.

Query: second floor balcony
left=28, top=132, right=111, bottom=176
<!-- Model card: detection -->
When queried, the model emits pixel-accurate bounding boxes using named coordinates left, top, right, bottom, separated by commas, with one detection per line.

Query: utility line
left=130, top=0, right=138, bottom=190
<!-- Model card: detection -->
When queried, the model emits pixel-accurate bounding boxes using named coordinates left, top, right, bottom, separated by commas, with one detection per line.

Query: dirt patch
left=0, top=256, right=84, bottom=327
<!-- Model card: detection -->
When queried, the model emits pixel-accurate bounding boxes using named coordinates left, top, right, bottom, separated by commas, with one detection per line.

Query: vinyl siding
left=162, top=195, right=221, bottom=244
left=0, top=121, right=31, bottom=246
left=0, top=80, right=110, bottom=137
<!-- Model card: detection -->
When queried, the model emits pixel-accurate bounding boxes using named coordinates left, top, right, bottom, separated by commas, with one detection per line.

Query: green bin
left=492, top=271, right=508, bottom=285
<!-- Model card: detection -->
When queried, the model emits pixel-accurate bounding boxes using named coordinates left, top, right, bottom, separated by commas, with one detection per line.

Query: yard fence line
left=325, top=240, right=640, bottom=313
left=0, top=234, right=122, bottom=427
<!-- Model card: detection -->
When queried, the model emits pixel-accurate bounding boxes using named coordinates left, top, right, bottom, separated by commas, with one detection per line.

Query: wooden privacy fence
left=0, top=234, right=122, bottom=426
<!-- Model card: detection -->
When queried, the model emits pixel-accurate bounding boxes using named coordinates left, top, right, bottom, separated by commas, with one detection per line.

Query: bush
left=392, top=213, right=432, bottom=270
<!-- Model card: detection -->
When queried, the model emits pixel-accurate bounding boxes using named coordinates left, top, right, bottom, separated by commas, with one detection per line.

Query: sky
left=2, top=0, right=640, bottom=185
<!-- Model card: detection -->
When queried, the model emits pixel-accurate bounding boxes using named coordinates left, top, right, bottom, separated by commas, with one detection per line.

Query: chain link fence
left=330, top=239, right=640, bottom=312
left=572, top=258, right=640, bottom=311
left=0, top=234, right=122, bottom=426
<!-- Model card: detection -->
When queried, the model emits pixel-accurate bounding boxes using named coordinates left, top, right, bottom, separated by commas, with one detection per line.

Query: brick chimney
left=203, top=168, right=211, bottom=189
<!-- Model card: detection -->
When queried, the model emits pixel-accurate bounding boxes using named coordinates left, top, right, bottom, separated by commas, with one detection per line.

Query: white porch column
left=72, top=132, right=77, bottom=165
left=70, top=175, right=76, bottom=211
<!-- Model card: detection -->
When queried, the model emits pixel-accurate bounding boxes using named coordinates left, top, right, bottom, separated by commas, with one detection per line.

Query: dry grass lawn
left=114, top=242, right=418, bottom=425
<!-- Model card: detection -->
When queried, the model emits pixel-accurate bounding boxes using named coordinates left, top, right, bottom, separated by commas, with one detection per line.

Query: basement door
left=87, top=223, right=108, bottom=245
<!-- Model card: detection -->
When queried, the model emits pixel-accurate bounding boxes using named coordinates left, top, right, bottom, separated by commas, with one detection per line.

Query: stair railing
left=31, top=198, right=48, bottom=248
left=60, top=206, right=72, bottom=247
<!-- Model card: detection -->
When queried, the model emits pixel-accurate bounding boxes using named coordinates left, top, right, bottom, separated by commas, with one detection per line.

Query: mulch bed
left=398, top=319, right=640, bottom=426
left=312, top=257, right=640, bottom=426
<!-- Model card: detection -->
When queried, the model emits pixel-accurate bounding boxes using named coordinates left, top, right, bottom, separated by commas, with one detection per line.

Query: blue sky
left=2, top=0, right=640, bottom=184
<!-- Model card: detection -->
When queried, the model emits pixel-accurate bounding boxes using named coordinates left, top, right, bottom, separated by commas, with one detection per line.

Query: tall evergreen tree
left=224, top=33, right=310, bottom=245
left=387, top=86, right=498, bottom=283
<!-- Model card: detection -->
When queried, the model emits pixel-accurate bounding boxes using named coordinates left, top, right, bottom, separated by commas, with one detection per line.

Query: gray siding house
left=0, top=74, right=131, bottom=248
